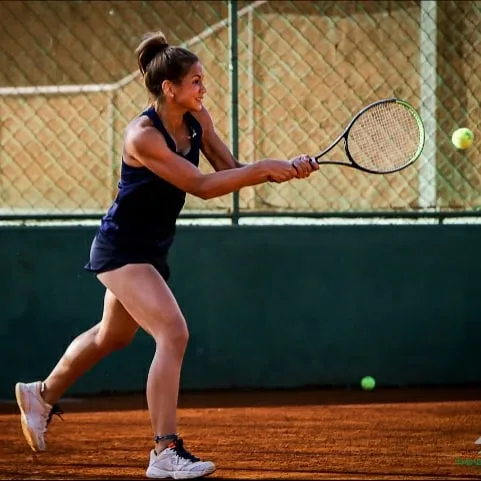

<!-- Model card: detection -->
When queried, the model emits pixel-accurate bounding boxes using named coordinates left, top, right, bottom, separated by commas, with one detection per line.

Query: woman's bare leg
left=97, top=264, right=189, bottom=452
left=42, top=289, right=138, bottom=405
left=15, top=288, right=138, bottom=452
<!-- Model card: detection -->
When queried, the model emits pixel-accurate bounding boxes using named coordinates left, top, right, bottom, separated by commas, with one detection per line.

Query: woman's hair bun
left=136, top=31, right=169, bottom=76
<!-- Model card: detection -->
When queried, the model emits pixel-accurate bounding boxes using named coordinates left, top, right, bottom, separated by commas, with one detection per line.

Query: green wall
left=0, top=224, right=480, bottom=398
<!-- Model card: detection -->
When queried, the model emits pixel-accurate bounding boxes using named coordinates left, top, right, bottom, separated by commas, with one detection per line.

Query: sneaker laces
left=168, top=438, right=200, bottom=462
left=37, top=404, right=63, bottom=435
left=46, top=404, right=64, bottom=426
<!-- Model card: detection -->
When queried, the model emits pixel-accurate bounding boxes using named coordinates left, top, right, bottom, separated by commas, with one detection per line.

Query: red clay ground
left=0, top=387, right=480, bottom=480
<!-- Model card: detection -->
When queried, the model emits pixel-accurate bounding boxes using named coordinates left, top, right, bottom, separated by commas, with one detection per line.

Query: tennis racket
left=311, top=98, right=425, bottom=174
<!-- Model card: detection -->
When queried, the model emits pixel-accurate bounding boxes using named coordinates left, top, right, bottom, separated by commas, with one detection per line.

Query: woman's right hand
left=260, top=160, right=298, bottom=183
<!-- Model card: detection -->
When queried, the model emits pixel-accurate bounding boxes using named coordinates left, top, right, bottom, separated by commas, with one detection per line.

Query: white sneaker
left=146, top=437, right=215, bottom=479
left=15, top=381, right=63, bottom=452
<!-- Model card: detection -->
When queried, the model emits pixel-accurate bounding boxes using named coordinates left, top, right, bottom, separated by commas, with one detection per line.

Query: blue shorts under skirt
left=84, top=231, right=170, bottom=281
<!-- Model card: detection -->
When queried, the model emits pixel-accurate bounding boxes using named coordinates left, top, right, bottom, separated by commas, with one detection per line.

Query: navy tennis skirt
left=84, top=231, right=171, bottom=281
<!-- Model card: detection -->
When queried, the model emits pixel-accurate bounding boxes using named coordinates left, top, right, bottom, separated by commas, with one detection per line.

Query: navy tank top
left=98, top=106, right=202, bottom=256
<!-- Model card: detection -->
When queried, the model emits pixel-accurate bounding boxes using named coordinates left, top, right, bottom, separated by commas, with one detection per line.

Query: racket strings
left=348, top=103, right=422, bottom=173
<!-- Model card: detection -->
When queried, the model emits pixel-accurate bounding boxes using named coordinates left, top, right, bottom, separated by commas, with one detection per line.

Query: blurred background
left=1, top=0, right=479, bottom=219
left=0, top=1, right=480, bottom=397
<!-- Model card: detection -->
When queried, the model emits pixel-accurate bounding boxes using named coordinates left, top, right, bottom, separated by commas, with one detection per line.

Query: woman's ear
left=161, top=80, right=174, bottom=99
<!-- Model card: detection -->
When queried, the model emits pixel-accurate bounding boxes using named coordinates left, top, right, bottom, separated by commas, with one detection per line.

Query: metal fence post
left=229, top=0, right=240, bottom=224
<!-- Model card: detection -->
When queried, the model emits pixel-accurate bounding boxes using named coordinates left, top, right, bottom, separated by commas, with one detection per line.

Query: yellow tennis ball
left=361, top=376, right=376, bottom=391
left=452, top=128, right=474, bottom=150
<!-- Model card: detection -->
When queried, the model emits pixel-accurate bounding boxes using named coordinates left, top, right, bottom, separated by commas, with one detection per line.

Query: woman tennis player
left=15, top=31, right=318, bottom=479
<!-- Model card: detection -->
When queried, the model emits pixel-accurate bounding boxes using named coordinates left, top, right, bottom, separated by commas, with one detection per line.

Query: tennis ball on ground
left=361, top=376, right=376, bottom=391
left=451, top=128, right=474, bottom=149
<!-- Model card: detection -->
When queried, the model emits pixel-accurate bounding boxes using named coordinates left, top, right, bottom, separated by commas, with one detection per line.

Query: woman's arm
left=192, top=107, right=246, bottom=171
left=191, top=107, right=319, bottom=180
left=125, top=124, right=297, bottom=200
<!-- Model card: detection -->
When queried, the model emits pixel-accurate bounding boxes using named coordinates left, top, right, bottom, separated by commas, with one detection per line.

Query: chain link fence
left=0, top=0, right=480, bottom=218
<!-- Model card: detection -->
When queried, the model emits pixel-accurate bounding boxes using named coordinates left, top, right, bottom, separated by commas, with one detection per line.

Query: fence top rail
left=0, top=0, right=266, bottom=97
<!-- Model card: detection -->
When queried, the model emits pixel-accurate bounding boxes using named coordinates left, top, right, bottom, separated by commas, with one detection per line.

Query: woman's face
left=173, top=62, right=206, bottom=112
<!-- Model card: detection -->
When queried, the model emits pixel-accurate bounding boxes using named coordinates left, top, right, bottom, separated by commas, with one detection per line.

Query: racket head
left=344, top=98, right=425, bottom=174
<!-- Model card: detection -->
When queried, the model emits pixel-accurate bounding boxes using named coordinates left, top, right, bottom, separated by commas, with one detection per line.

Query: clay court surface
left=1, top=387, right=480, bottom=480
